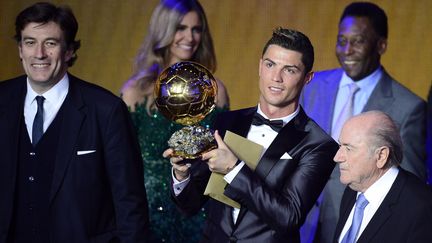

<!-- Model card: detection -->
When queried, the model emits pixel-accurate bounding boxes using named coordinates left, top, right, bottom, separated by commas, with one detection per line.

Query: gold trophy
left=154, top=61, right=218, bottom=159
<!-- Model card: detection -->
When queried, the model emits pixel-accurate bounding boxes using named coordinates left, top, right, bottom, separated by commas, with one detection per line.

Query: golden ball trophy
left=154, top=61, right=218, bottom=159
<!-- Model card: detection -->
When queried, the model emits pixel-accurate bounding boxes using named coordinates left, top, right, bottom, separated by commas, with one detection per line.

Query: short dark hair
left=340, top=2, right=388, bottom=38
left=262, top=27, right=314, bottom=74
left=14, top=2, right=81, bottom=66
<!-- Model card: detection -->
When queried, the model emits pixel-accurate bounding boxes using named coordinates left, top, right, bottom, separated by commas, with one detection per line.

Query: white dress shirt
left=24, top=74, right=69, bottom=143
left=338, top=166, right=399, bottom=242
left=173, top=104, right=300, bottom=224
left=332, top=67, right=382, bottom=135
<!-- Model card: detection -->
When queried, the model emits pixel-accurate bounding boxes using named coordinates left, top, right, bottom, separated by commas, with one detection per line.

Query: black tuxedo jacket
left=172, top=107, right=338, bottom=242
left=334, top=169, right=432, bottom=243
left=0, top=75, right=149, bottom=242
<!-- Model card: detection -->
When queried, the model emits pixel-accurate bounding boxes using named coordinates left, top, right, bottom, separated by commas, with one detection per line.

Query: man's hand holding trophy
left=155, top=61, right=218, bottom=159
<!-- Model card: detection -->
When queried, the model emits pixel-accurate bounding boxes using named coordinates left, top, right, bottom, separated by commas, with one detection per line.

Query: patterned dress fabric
left=130, top=99, right=226, bottom=243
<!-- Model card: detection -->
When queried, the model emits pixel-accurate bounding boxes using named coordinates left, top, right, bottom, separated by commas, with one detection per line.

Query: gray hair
left=365, top=111, right=403, bottom=167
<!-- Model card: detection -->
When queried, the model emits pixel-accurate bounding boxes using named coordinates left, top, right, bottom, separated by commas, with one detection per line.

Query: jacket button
left=229, top=236, right=237, bottom=242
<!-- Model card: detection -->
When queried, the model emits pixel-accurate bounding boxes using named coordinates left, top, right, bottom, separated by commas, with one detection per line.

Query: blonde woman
left=121, top=0, right=229, bottom=241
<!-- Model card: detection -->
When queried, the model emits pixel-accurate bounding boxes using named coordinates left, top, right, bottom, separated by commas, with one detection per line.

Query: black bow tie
left=251, top=113, right=284, bottom=132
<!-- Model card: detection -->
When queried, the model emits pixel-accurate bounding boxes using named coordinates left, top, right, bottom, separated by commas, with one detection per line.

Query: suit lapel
left=305, top=69, right=342, bottom=134
left=224, top=202, right=236, bottom=229
left=7, top=79, right=27, bottom=176
left=231, top=108, right=256, bottom=137
left=49, top=76, right=86, bottom=204
left=334, top=188, right=357, bottom=242
left=362, top=70, right=395, bottom=112
left=358, top=170, right=405, bottom=242
left=323, top=70, right=343, bottom=134
left=0, top=78, right=27, bottom=222
left=228, top=108, right=256, bottom=227
left=255, top=108, right=308, bottom=179
left=235, top=108, right=308, bottom=226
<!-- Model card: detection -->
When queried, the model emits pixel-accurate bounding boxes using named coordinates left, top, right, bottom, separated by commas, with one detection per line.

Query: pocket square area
left=77, top=150, right=96, bottom=155
left=280, top=152, right=292, bottom=159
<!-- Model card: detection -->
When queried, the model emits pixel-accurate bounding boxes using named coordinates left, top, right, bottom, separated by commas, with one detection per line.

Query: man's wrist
left=174, top=171, right=189, bottom=181
left=224, top=161, right=245, bottom=184
left=225, top=159, right=241, bottom=173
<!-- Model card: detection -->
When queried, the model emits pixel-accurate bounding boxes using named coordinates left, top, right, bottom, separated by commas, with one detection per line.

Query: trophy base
left=168, top=125, right=216, bottom=159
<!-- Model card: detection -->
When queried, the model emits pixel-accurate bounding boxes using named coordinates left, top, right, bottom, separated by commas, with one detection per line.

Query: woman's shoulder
left=121, top=78, right=151, bottom=111
left=214, top=77, right=230, bottom=109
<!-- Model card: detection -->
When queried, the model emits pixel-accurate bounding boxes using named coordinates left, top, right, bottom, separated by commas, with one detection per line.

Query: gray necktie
left=32, top=96, right=45, bottom=145
left=332, top=82, right=359, bottom=141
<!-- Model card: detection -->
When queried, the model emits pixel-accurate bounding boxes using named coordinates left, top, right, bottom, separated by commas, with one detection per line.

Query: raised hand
left=163, top=148, right=191, bottom=181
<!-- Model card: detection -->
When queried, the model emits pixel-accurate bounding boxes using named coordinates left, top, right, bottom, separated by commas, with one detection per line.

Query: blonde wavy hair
left=127, top=0, right=216, bottom=94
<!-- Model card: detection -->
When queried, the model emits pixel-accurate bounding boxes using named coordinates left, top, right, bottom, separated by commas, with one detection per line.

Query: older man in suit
left=0, top=3, right=149, bottom=242
left=164, top=28, right=338, bottom=242
left=300, top=2, right=427, bottom=242
left=333, top=111, right=432, bottom=243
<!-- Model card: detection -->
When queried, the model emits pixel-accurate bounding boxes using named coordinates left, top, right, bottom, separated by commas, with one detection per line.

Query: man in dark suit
left=333, top=111, right=432, bottom=243
left=164, top=28, right=338, bottom=242
left=0, top=3, right=149, bottom=242
left=300, top=2, right=427, bottom=242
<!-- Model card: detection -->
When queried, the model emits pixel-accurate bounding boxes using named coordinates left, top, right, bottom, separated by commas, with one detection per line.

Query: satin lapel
left=225, top=203, right=235, bottom=229
left=230, top=107, right=256, bottom=137
left=49, top=78, right=85, bottom=204
left=358, top=170, right=405, bottom=242
left=234, top=207, right=245, bottom=229
left=362, top=71, right=395, bottom=112
left=228, top=108, right=256, bottom=228
left=235, top=109, right=308, bottom=226
left=255, top=108, right=308, bottom=179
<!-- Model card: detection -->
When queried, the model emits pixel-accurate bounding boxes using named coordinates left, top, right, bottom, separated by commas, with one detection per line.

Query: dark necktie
left=32, top=96, right=45, bottom=145
left=251, top=112, right=284, bottom=132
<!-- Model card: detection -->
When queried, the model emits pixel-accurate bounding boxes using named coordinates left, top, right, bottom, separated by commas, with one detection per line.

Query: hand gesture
left=163, top=148, right=191, bottom=181
left=201, top=130, right=238, bottom=174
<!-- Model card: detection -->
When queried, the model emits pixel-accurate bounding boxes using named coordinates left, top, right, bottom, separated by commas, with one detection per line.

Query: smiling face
left=258, top=44, right=313, bottom=117
left=168, top=11, right=202, bottom=65
left=335, top=16, right=386, bottom=81
left=19, top=21, right=72, bottom=93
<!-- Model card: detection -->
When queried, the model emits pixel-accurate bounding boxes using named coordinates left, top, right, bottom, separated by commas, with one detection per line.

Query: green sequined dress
left=130, top=102, right=226, bottom=243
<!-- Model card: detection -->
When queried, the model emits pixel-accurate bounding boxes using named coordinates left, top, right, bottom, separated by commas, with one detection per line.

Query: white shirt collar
left=25, top=73, right=69, bottom=106
left=362, top=166, right=399, bottom=209
left=24, top=73, right=70, bottom=139
left=339, top=166, right=399, bottom=242
left=257, top=104, right=300, bottom=126
left=340, top=66, right=382, bottom=91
